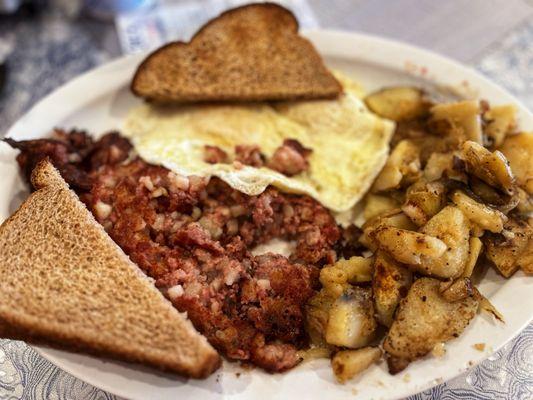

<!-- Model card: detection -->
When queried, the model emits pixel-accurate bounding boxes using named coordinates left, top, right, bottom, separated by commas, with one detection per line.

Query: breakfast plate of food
left=0, top=3, right=531, bottom=400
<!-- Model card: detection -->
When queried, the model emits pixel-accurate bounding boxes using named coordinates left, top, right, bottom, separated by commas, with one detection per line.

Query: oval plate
left=1, top=30, right=532, bottom=400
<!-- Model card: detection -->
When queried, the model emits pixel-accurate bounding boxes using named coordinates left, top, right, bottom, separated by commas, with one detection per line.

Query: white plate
left=1, top=30, right=532, bottom=400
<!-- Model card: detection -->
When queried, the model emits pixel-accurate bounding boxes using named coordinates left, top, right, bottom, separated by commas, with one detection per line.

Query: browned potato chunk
left=451, top=190, right=507, bottom=233
left=484, top=105, right=517, bottom=148
left=332, top=347, right=382, bottom=383
left=360, top=209, right=416, bottom=251
left=319, top=257, right=374, bottom=299
left=319, top=266, right=351, bottom=299
left=423, top=152, right=454, bottom=182
left=431, top=100, right=482, bottom=144
left=306, top=289, right=335, bottom=346
left=372, top=251, right=412, bottom=327
left=371, top=226, right=447, bottom=266
left=363, top=194, right=400, bottom=221
left=424, top=151, right=468, bottom=183
left=462, top=237, right=483, bottom=278
left=326, top=287, right=377, bottom=349
left=419, top=206, right=471, bottom=279
left=440, top=277, right=473, bottom=302
left=338, top=256, right=374, bottom=284
left=402, top=180, right=447, bottom=226
left=469, top=177, right=520, bottom=214
left=461, top=141, right=515, bottom=195
left=483, top=217, right=532, bottom=278
left=383, top=278, right=479, bottom=374
left=469, top=177, right=507, bottom=204
left=319, top=256, right=374, bottom=298
left=516, top=187, right=533, bottom=214
left=298, top=347, right=332, bottom=361
left=498, top=133, right=533, bottom=194
left=365, top=87, right=428, bottom=122
left=363, top=209, right=417, bottom=232
left=410, top=135, right=462, bottom=164
left=372, top=140, right=422, bottom=192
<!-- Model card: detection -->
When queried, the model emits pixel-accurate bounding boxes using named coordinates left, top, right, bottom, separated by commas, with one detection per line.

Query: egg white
left=123, top=73, right=394, bottom=213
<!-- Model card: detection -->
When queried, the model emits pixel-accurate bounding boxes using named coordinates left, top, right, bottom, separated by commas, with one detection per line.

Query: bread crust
left=131, top=3, right=341, bottom=103
left=0, top=159, right=221, bottom=379
left=0, top=312, right=221, bottom=379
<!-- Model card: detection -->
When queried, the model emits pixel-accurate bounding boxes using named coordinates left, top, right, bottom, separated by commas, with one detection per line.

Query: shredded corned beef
left=7, top=130, right=360, bottom=372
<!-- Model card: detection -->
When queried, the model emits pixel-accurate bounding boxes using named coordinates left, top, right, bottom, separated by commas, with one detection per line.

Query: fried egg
left=123, top=73, right=394, bottom=213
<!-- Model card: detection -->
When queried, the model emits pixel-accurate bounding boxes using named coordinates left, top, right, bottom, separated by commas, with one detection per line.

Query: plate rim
left=4, top=29, right=533, bottom=400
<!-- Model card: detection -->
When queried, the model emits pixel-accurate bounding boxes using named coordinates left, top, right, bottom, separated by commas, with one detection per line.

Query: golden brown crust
left=131, top=3, right=341, bottom=103
left=0, top=160, right=221, bottom=379
left=0, top=314, right=221, bottom=379
left=383, top=278, right=478, bottom=374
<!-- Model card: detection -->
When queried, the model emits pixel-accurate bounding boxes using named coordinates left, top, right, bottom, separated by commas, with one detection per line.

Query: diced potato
left=423, top=152, right=454, bottom=181
left=423, top=151, right=468, bottom=182
left=498, top=133, right=533, bottom=194
left=358, top=232, right=378, bottom=253
left=365, top=87, right=428, bottom=121
left=360, top=209, right=417, bottom=251
left=414, top=132, right=465, bottom=164
left=298, top=347, right=332, bottom=362
left=383, top=278, right=479, bottom=374
left=372, top=140, right=422, bottom=192
left=390, top=119, right=426, bottom=150
left=469, top=177, right=505, bottom=204
left=319, top=266, right=351, bottom=298
left=320, top=257, right=374, bottom=295
left=363, top=194, right=400, bottom=221
left=462, top=237, right=483, bottom=278
left=371, top=226, right=447, bottom=266
left=484, top=105, right=517, bottom=148
left=336, top=256, right=374, bottom=284
left=440, top=277, right=473, bottom=302
left=320, top=265, right=349, bottom=286
left=372, top=250, right=412, bottom=327
left=471, top=225, right=484, bottom=237
left=461, top=141, right=515, bottom=195
left=516, top=187, right=533, bottom=214
left=363, top=209, right=417, bottom=231
left=372, top=164, right=403, bottom=193
left=387, top=190, right=407, bottom=205
left=306, top=289, right=335, bottom=346
left=431, top=100, right=482, bottom=144
left=483, top=217, right=532, bottom=278
left=325, top=287, right=377, bottom=349
left=392, top=107, right=469, bottom=158
left=469, top=176, right=519, bottom=214
left=319, top=256, right=373, bottom=298
left=402, top=180, right=447, bottom=226
left=332, top=347, right=382, bottom=383
left=451, top=190, right=507, bottom=233
left=419, top=206, right=471, bottom=279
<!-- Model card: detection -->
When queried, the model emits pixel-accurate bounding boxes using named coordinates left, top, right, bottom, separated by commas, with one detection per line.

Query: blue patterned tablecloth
left=0, top=2, right=532, bottom=399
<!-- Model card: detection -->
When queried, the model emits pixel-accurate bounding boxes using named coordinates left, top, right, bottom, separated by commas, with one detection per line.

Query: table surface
left=0, top=1, right=532, bottom=399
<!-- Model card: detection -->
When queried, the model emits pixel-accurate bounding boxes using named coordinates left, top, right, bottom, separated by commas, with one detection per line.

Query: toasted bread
left=0, top=160, right=220, bottom=378
left=131, top=3, right=341, bottom=103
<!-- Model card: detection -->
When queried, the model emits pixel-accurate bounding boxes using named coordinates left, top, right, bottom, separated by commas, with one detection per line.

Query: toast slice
left=131, top=3, right=342, bottom=103
left=0, top=160, right=221, bottom=378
